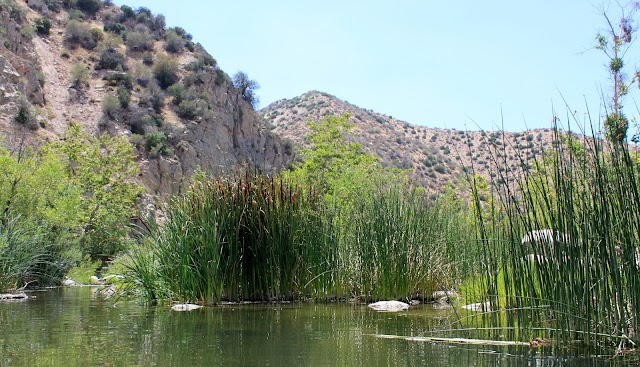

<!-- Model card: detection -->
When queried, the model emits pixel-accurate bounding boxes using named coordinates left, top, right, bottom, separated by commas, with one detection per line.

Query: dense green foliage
left=0, top=125, right=141, bottom=290
left=125, top=115, right=476, bottom=304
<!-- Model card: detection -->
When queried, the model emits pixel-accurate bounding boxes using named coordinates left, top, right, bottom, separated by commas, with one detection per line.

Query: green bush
left=142, top=53, right=153, bottom=66
left=101, top=94, right=121, bottom=120
left=116, top=86, right=130, bottom=108
left=103, top=71, right=132, bottom=89
left=125, top=107, right=154, bottom=134
left=153, top=55, right=179, bottom=89
left=177, top=99, right=198, bottom=119
left=14, top=98, right=38, bottom=130
left=103, top=22, right=126, bottom=35
left=34, top=17, right=51, bottom=35
left=164, top=30, right=184, bottom=53
left=65, top=20, right=99, bottom=50
left=166, top=83, right=186, bottom=105
left=119, top=5, right=135, bottom=20
left=144, top=131, right=171, bottom=156
left=125, top=30, right=154, bottom=52
left=215, top=69, right=227, bottom=86
left=70, top=63, right=89, bottom=88
left=96, top=47, right=127, bottom=70
left=136, top=82, right=164, bottom=113
left=0, top=215, right=75, bottom=290
left=75, top=0, right=100, bottom=14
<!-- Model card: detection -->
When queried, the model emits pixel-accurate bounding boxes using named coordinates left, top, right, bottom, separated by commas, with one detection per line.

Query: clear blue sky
left=113, top=0, right=640, bottom=132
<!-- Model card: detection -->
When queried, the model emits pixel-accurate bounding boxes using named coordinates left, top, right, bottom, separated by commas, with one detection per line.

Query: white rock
left=171, top=304, right=202, bottom=312
left=368, top=300, right=410, bottom=312
left=63, top=278, right=79, bottom=286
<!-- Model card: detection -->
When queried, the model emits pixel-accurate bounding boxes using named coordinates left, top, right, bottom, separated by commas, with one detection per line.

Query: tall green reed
left=470, top=120, right=640, bottom=350
left=126, top=174, right=328, bottom=304
left=126, top=173, right=477, bottom=304
left=0, top=215, right=72, bottom=290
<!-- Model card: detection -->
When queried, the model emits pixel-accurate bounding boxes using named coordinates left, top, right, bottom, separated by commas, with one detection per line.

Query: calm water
left=0, top=288, right=627, bottom=366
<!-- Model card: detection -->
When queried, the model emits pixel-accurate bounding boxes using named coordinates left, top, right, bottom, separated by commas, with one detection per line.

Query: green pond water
left=0, top=287, right=628, bottom=366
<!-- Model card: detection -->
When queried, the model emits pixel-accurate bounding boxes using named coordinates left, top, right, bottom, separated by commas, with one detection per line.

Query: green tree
left=286, top=114, right=402, bottom=206
left=52, top=124, right=142, bottom=257
left=232, top=71, right=259, bottom=108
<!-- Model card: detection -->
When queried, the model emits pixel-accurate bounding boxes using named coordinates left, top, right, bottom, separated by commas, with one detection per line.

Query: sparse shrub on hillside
left=126, top=30, right=154, bottom=52
left=75, top=0, right=100, bottom=14
left=14, top=98, right=38, bottom=129
left=96, top=47, right=126, bottom=70
left=101, top=93, right=121, bottom=121
left=184, top=39, right=195, bottom=52
left=177, top=99, right=198, bottom=119
left=142, top=52, right=153, bottom=66
left=20, top=24, right=35, bottom=39
left=164, top=30, right=184, bottom=53
left=215, top=68, right=227, bottom=86
left=153, top=55, right=179, bottom=89
left=144, top=130, right=171, bottom=157
left=34, top=17, right=51, bottom=35
left=116, top=86, right=130, bottom=108
left=103, top=71, right=132, bottom=89
left=140, top=82, right=165, bottom=113
left=67, top=9, right=85, bottom=21
left=103, top=22, right=126, bottom=35
left=135, top=7, right=153, bottom=25
left=99, top=32, right=123, bottom=49
left=151, top=14, right=166, bottom=34
left=171, top=26, right=191, bottom=40
left=90, top=27, right=104, bottom=42
left=126, top=107, right=154, bottom=134
left=167, top=83, right=186, bottom=105
left=129, top=133, right=144, bottom=148
left=65, top=20, right=99, bottom=49
left=43, top=0, right=62, bottom=12
left=119, top=5, right=135, bottom=21
left=70, top=63, right=89, bottom=88
left=132, top=63, right=152, bottom=87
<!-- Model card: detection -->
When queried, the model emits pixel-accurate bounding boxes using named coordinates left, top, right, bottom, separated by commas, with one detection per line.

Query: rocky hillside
left=262, top=91, right=558, bottom=193
left=0, top=0, right=290, bottom=195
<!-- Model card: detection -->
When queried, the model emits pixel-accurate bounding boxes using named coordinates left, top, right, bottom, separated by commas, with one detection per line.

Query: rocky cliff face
left=140, top=78, right=286, bottom=194
left=0, top=0, right=290, bottom=195
left=0, top=5, right=46, bottom=136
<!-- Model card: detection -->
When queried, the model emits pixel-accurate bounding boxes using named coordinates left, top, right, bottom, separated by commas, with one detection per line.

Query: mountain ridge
left=261, top=90, right=557, bottom=193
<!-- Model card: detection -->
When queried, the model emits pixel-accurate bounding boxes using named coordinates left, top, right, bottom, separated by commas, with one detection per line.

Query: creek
left=0, top=288, right=625, bottom=366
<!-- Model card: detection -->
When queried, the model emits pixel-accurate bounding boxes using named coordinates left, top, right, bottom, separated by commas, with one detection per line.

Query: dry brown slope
left=261, top=91, right=557, bottom=193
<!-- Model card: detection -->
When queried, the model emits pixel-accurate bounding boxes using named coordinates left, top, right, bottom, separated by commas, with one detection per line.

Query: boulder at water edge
left=368, top=300, right=410, bottom=312
left=63, top=278, right=80, bottom=286
left=0, top=292, right=28, bottom=300
left=171, top=304, right=203, bottom=312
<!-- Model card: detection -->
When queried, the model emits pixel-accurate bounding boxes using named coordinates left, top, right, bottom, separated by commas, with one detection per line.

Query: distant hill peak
left=261, top=91, right=557, bottom=193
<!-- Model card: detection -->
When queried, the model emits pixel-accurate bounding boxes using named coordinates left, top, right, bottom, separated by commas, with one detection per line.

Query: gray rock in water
left=0, top=292, right=28, bottom=300
left=171, top=304, right=203, bottom=312
left=63, top=278, right=80, bottom=286
left=368, top=300, right=410, bottom=312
